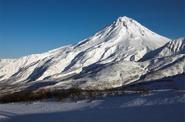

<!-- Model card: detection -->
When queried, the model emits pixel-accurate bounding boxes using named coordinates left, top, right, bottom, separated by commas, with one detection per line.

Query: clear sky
left=0, top=0, right=184, bottom=58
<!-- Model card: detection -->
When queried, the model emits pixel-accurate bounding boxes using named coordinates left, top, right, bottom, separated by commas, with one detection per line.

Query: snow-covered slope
left=129, top=38, right=185, bottom=86
left=0, top=90, right=184, bottom=122
left=50, top=61, right=145, bottom=90
left=50, top=54, right=185, bottom=90
left=139, top=54, right=185, bottom=83
left=48, top=38, right=185, bottom=90
left=140, top=37, right=185, bottom=61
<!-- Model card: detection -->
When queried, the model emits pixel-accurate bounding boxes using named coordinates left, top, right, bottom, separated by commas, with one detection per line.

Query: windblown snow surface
left=0, top=90, right=184, bottom=122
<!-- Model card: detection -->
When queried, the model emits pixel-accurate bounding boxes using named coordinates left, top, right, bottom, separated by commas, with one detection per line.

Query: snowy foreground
left=0, top=90, right=184, bottom=122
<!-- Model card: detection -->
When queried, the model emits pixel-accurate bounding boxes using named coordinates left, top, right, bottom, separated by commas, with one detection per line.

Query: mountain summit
left=75, top=16, right=170, bottom=61
left=1, top=16, right=183, bottom=91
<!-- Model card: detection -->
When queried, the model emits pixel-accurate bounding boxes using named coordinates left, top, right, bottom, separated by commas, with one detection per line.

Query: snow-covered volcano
left=1, top=16, right=184, bottom=91
left=74, top=16, right=170, bottom=62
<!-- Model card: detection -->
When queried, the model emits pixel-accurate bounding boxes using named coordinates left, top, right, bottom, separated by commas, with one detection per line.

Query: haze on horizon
left=0, top=0, right=184, bottom=58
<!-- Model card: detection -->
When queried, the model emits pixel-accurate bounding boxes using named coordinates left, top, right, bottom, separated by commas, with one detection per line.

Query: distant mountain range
left=0, top=16, right=184, bottom=94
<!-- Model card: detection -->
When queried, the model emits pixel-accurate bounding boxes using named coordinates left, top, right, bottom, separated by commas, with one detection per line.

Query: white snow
left=0, top=90, right=184, bottom=122
left=141, top=37, right=185, bottom=60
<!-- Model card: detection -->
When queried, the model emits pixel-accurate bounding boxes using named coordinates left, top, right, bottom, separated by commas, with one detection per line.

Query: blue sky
left=0, top=0, right=184, bottom=58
